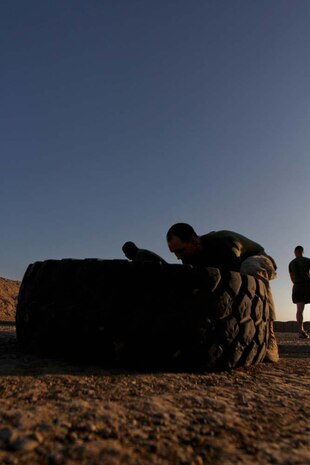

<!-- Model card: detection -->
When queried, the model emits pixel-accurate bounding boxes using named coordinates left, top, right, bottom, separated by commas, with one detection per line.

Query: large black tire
left=15, top=259, right=272, bottom=371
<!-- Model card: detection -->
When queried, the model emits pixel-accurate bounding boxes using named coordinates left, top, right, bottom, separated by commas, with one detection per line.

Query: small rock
left=9, top=437, right=39, bottom=452
left=2, top=456, right=18, bottom=465
left=0, top=428, right=17, bottom=442
left=36, top=422, right=51, bottom=431
left=191, top=456, right=204, bottom=465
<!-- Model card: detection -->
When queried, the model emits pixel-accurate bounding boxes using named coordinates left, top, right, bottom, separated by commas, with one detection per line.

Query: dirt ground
left=0, top=326, right=308, bottom=465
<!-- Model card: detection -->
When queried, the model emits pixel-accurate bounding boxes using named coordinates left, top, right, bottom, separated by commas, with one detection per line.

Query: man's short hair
left=122, top=241, right=137, bottom=254
left=295, top=245, right=304, bottom=253
left=166, top=223, right=198, bottom=242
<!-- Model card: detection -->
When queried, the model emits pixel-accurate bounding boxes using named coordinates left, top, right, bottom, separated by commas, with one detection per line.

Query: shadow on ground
left=0, top=324, right=309, bottom=377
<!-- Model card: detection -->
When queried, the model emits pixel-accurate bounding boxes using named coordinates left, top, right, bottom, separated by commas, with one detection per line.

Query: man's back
left=135, top=248, right=167, bottom=264
left=198, top=230, right=265, bottom=271
left=289, top=256, right=310, bottom=283
left=122, top=241, right=166, bottom=264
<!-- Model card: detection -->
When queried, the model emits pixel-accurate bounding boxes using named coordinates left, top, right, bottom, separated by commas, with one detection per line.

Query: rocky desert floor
left=0, top=324, right=309, bottom=465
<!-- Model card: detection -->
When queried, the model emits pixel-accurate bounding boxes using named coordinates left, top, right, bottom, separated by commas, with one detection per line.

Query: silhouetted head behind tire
left=15, top=259, right=272, bottom=371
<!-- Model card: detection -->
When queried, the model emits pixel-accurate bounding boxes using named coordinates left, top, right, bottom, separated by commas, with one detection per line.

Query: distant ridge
left=0, top=277, right=21, bottom=322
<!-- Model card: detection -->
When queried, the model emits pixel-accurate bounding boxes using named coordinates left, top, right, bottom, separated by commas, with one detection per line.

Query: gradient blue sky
left=1, top=1, right=310, bottom=321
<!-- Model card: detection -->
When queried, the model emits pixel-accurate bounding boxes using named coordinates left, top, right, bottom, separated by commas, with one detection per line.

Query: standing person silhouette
left=289, top=245, right=310, bottom=339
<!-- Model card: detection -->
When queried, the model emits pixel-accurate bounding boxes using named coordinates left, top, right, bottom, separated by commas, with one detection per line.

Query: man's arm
left=288, top=263, right=295, bottom=283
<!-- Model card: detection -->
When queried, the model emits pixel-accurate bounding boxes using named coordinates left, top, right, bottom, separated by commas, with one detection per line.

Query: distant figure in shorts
left=122, top=241, right=167, bottom=264
left=288, top=246, right=310, bottom=339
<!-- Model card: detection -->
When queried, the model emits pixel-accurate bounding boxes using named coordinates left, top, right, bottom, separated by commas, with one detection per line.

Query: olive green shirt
left=191, top=230, right=266, bottom=271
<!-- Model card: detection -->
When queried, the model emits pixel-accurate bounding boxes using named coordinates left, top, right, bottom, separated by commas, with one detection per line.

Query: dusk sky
left=1, top=1, right=310, bottom=322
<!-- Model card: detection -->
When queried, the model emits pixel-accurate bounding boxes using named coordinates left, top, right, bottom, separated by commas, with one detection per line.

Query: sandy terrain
left=0, top=278, right=309, bottom=465
left=0, top=277, right=20, bottom=322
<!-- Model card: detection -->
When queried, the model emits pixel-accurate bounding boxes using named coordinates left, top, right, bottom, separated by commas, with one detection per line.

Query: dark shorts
left=292, top=281, right=310, bottom=304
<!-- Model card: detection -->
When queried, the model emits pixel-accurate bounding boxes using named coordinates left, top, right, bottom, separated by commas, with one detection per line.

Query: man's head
left=166, top=223, right=202, bottom=264
left=294, top=245, right=304, bottom=258
left=122, top=241, right=138, bottom=260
